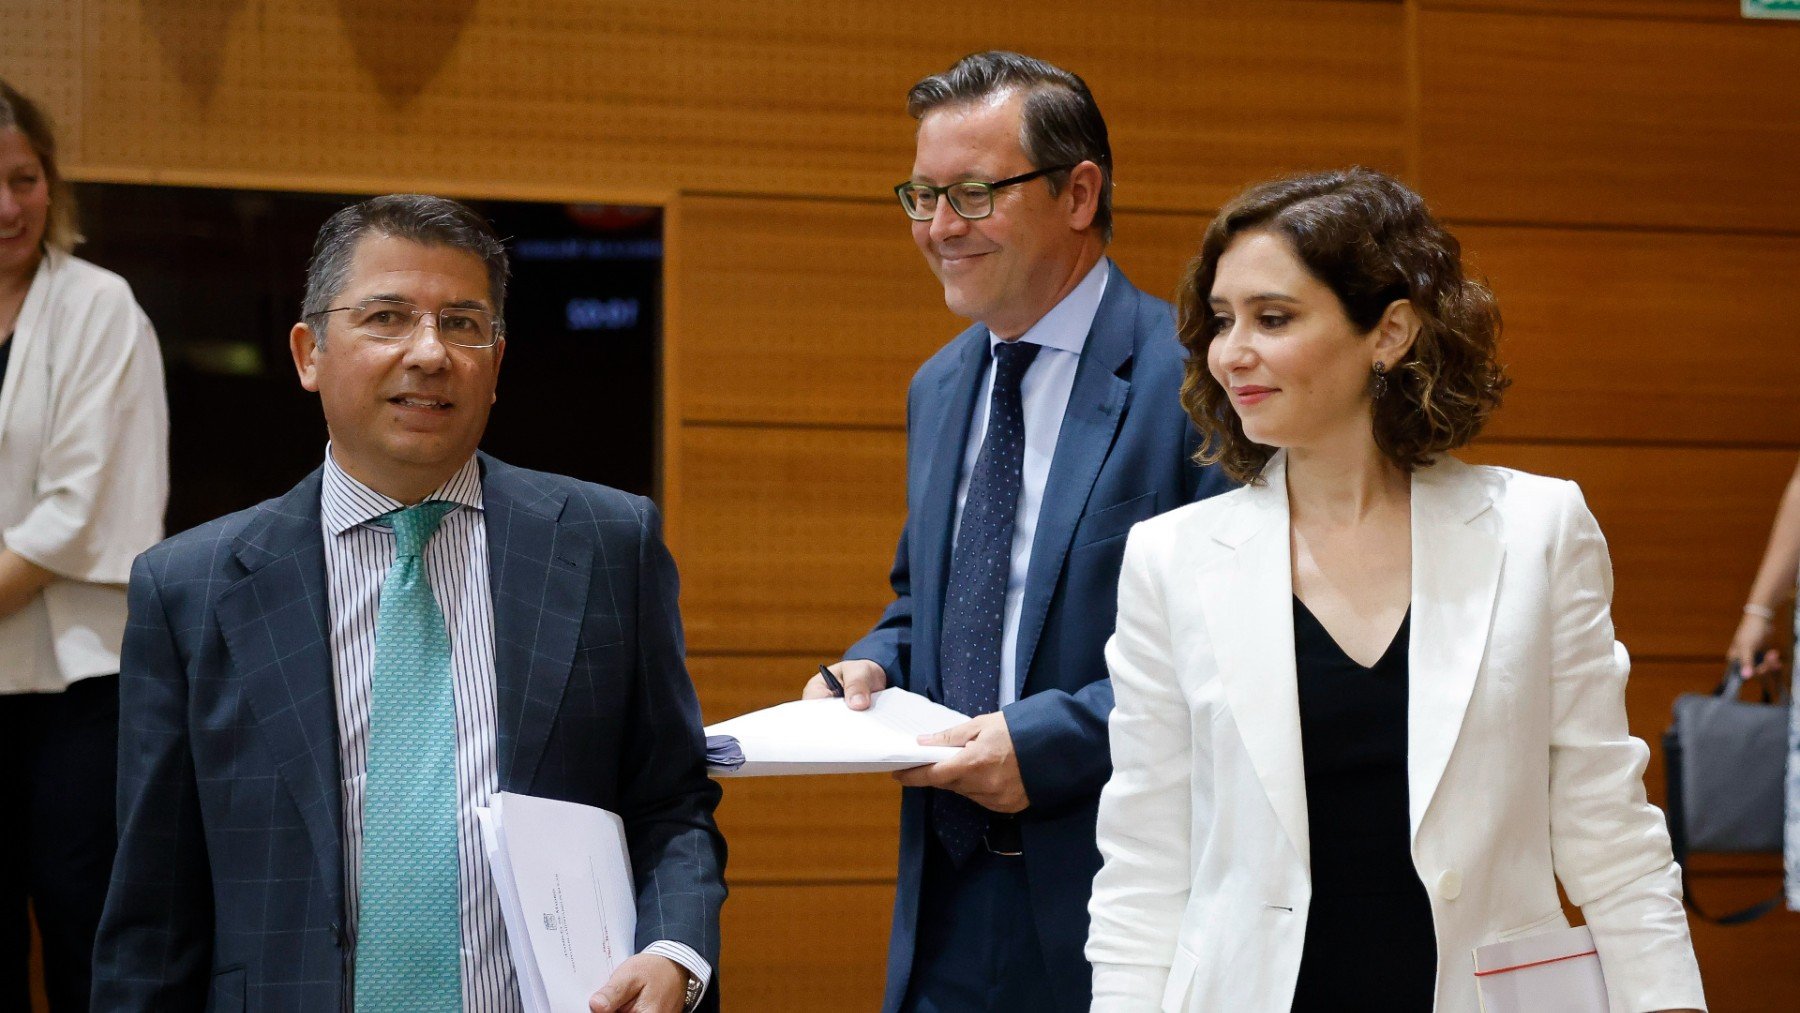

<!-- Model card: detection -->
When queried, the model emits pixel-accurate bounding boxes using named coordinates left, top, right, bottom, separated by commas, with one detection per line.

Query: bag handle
left=1716, top=661, right=1790, bottom=705
left=1671, top=662, right=1789, bottom=924
left=1678, top=864, right=1786, bottom=925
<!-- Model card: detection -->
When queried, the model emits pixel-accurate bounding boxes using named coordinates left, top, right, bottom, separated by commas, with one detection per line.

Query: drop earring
left=1371, top=361, right=1389, bottom=399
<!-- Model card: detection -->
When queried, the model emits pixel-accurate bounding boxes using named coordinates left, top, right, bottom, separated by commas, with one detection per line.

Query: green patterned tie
left=355, top=500, right=461, bottom=1011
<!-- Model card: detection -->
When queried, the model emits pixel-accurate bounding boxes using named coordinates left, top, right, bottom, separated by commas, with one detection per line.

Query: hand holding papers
left=704, top=687, right=970, bottom=776
left=477, top=793, right=636, bottom=1013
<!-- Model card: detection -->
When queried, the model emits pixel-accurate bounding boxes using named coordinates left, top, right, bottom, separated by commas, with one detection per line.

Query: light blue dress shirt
left=950, top=258, right=1110, bottom=707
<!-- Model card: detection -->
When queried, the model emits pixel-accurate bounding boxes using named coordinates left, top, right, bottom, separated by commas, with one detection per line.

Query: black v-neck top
left=1288, top=595, right=1437, bottom=1011
left=0, top=332, right=12, bottom=397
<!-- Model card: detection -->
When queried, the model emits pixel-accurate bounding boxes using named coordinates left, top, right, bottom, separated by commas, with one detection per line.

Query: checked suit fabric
left=934, top=339, right=1040, bottom=865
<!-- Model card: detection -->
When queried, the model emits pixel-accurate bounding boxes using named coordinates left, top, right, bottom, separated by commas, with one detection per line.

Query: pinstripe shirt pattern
left=320, top=454, right=709, bottom=1011
left=321, top=454, right=519, bottom=1012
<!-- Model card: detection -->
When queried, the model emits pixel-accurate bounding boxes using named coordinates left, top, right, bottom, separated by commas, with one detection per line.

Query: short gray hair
left=907, top=51, right=1114, bottom=243
left=302, top=194, right=509, bottom=340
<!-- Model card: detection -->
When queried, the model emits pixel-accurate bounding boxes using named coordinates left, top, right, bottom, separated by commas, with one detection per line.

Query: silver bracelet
left=1743, top=603, right=1777, bottom=621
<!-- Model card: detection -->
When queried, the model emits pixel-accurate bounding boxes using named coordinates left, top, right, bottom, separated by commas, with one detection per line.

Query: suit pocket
left=208, top=965, right=246, bottom=1012
left=1160, top=943, right=1199, bottom=1013
left=1073, top=492, right=1157, bottom=549
left=1493, top=909, right=1567, bottom=943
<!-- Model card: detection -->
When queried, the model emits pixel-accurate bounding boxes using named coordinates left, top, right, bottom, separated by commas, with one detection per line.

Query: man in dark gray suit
left=94, top=195, right=724, bottom=1013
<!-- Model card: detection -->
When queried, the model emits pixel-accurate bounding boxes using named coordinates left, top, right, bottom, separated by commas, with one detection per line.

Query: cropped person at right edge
left=1723, top=453, right=1800, bottom=911
left=1086, top=168, right=1706, bottom=1011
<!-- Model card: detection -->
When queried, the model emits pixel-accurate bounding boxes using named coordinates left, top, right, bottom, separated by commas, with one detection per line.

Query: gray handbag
left=1662, top=664, right=1790, bottom=923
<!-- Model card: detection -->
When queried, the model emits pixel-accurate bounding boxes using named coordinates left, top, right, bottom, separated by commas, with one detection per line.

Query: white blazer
left=1087, top=452, right=1705, bottom=1012
left=0, top=251, right=167, bottom=690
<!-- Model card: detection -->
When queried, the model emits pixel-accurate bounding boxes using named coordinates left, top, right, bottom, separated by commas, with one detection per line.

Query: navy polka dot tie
left=934, top=339, right=1040, bottom=865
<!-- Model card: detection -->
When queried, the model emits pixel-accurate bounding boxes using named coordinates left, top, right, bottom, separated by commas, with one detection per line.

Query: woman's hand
left=1726, top=610, right=1783, bottom=683
left=0, top=548, right=56, bottom=622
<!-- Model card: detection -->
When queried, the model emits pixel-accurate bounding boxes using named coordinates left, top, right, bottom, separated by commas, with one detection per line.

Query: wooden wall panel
left=1105, top=211, right=1214, bottom=312
left=1417, top=9, right=1800, bottom=231
left=721, top=883, right=891, bottom=1010
left=1, top=1, right=1408, bottom=209
left=680, top=432, right=1793, bottom=664
left=693, top=657, right=901, bottom=884
left=1088, top=1, right=1409, bottom=211
left=693, top=654, right=833, bottom=726
left=676, top=425, right=905, bottom=655
left=1687, top=905, right=1800, bottom=1010
left=1424, top=0, right=1752, bottom=19
left=1460, top=226, right=1800, bottom=445
left=672, top=202, right=1800, bottom=448
left=713, top=772, right=900, bottom=884
left=673, top=197, right=1211, bottom=429
left=3, top=0, right=87, bottom=165
left=672, top=196, right=955, bottom=429
left=1466, top=442, right=1794, bottom=659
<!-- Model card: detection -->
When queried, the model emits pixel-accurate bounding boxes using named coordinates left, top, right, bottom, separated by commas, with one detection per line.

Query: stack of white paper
left=1472, top=924, right=1609, bottom=1013
left=476, top=792, right=636, bottom=1013
left=704, top=687, right=970, bottom=776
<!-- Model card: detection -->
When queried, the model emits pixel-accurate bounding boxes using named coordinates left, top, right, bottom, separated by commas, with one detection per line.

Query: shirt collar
left=320, top=446, right=484, bottom=536
left=987, top=256, right=1110, bottom=358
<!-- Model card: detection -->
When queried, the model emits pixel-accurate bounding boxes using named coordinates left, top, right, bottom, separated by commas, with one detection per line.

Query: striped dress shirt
left=320, top=451, right=709, bottom=1011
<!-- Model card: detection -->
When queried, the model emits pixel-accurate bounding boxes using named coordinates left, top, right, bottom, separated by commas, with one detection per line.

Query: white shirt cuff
left=643, top=940, right=710, bottom=1010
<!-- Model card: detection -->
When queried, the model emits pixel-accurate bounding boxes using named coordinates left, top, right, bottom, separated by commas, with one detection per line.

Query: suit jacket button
left=1437, top=870, right=1462, bottom=901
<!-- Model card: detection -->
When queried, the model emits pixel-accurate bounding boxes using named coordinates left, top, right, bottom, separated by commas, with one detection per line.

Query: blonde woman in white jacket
left=0, top=80, right=167, bottom=1010
left=1085, top=169, right=1704, bottom=1012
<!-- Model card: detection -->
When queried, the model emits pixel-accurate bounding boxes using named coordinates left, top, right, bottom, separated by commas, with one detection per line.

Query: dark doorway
left=71, top=183, right=662, bottom=535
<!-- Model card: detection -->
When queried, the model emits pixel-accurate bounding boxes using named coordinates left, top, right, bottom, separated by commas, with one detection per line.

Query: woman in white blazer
left=1086, top=168, right=1704, bottom=1012
left=0, top=80, right=167, bottom=1010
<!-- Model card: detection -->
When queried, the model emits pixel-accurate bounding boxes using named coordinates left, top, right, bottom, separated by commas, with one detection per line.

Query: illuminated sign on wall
left=566, top=297, right=642, bottom=331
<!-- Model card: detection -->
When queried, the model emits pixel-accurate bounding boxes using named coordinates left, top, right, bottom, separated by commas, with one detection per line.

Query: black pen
left=818, top=663, right=845, bottom=697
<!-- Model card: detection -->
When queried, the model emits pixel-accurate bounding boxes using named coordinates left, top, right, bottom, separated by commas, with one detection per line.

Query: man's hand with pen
left=802, top=659, right=887, bottom=709
left=803, top=661, right=1032, bottom=814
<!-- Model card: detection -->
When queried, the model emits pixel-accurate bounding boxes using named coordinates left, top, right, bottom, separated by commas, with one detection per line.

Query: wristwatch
left=682, top=971, right=704, bottom=1012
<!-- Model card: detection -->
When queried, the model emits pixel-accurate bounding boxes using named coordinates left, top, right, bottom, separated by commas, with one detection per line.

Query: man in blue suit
left=803, top=53, right=1229, bottom=1012
left=94, top=195, right=724, bottom=1012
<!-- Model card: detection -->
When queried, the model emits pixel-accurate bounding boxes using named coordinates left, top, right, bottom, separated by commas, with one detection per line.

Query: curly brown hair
left=1176, top=168, right=1508, bottom=484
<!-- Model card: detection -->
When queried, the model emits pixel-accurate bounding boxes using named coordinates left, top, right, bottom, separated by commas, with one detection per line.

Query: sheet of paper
left=476, top=806, right=550, bottom=1013
left=478, top=792, right=636, bottom=1012
left=704, top=686, right=970, bottom=776
left=1472, top=924, right=1608, bottom=1013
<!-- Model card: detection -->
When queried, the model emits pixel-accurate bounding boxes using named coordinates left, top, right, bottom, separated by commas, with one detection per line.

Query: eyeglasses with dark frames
left=304, top=299, right=504, bottom=349
left=894, top=164, right=1078, bottom=222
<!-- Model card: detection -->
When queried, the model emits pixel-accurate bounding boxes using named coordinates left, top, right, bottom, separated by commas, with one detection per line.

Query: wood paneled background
left=8, top=1, right=1799, bottom=1008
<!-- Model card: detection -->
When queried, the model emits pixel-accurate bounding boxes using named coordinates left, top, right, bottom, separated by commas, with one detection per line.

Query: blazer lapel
left=0, top=253, right=54, bottom=433
left=1013, top=277, right=1132, bottom=691
left=1406, top=458, right=1504, bottom=837
left=1195, top=453, right=1311, bottom=871
left=915, top=333, right=988, bottom=700
left=218, top=468, right=343, bottom=917
left=482, top=455, right=591, bottom=791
